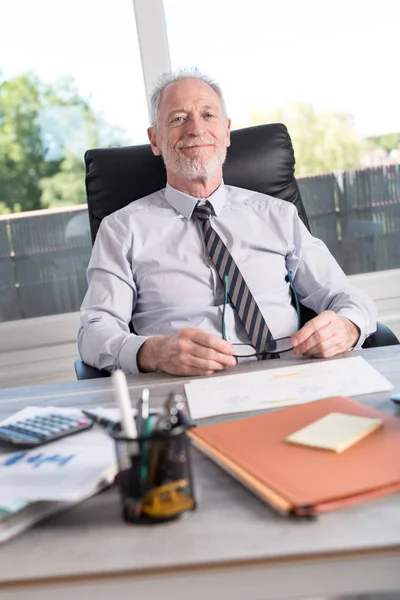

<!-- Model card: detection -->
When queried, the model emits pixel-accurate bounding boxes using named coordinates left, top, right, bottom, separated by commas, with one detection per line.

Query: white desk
left=0, top=346, right=400, bottom=600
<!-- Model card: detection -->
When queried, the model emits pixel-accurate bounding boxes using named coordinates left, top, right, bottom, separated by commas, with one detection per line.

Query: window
left=0, top=0, right=149, bottom=320
left=164, top=0, right=400, bottom=275
left=0, top=0, right=148, bottom=213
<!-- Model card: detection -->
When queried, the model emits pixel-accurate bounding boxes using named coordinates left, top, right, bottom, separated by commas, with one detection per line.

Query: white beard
left=161, top=137, right=227, bottom=181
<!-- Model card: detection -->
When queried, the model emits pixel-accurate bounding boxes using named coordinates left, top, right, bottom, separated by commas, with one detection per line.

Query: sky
left=1, top=0, right=399, bottom=145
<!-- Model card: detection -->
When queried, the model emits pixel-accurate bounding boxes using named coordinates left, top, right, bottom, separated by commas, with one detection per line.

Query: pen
left=81, top=410, right=117, bottom=430
left=165, top=393, right=191, bottom=427
left=173, top=394, right=192, bottom=426
left=136, top=388, right=151, bottom=480
left=112, top=370, right=142, bottom=518
left=111, top=370, right=138, bottom=440
left=136, top=388, right=150, bottom=438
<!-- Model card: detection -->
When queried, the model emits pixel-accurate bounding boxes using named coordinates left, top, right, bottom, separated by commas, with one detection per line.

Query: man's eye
left=171, top=116, right=184, bottom=123
left=204, top=113, right=215, bottom=119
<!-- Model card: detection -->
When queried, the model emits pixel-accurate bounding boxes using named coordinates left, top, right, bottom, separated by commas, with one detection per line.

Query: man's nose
left=186, top=115, right=204, bottom=136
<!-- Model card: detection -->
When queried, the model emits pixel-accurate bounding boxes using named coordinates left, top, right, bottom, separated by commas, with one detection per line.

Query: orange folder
left=188, top=396, right=400, bottom=516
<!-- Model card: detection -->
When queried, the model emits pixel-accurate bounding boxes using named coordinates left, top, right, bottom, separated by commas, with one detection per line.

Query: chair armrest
left=362, top=322, right=399, bottom=349
left=74, top=358, right=111, bottom=380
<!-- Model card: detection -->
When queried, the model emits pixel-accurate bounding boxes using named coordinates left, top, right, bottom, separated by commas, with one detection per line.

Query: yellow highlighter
left=273, top=372, right=301, bottom=379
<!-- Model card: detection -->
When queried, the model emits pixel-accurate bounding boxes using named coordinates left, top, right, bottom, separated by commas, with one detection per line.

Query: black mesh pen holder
left=109, top=423, right=196, bottom=525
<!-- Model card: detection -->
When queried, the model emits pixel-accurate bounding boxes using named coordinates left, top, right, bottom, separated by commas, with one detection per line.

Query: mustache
left=175, top=138, right=215, bottom=149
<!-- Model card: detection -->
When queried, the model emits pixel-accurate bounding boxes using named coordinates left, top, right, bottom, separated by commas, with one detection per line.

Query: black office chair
left=75, top=123, right=399, bottom=380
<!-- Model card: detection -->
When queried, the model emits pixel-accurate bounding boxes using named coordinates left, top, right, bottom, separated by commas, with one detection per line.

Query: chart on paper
left=184, top=356, right=393, bottom=420
left=0, top=406, right=116, bottom=506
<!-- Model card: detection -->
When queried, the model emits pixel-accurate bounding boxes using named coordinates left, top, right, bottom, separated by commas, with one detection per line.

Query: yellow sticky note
left=286, top=412, right=383, bottom=453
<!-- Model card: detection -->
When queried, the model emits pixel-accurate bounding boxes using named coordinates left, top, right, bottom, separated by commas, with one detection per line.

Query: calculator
left=0, top=413, right=94, bottom=449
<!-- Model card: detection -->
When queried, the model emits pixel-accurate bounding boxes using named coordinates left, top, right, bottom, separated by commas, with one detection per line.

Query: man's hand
left=291, top=311, right=360, bottom=358
left=137, top=328, right=237, bottom=376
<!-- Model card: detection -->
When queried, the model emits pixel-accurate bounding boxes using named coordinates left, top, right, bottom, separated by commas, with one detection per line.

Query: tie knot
left=192, top=201, right=213, bottom=221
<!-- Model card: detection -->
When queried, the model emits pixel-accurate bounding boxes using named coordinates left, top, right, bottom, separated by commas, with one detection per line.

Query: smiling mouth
left=180, top=145, right=214, bottom=149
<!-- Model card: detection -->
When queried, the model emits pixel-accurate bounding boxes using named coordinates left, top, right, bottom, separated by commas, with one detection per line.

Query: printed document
left=0, top=406, right=116, bottom=506
left=185, top=356, right=393, bottom=420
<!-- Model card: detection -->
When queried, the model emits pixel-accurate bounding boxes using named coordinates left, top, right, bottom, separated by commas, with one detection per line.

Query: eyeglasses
left=221, top=270, right=301, bottom=359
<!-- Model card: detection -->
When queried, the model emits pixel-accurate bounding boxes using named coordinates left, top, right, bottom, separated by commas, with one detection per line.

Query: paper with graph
left=185, top=356, right=393, bottom=420
left=0, top=406, right=116, bottom=505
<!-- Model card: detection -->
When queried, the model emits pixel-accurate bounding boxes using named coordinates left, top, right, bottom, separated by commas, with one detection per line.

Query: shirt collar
left=164, top=181, right=227, bottom=219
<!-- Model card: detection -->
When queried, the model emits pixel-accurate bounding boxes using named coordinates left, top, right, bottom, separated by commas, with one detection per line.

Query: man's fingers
left=164, top=352, right=231, bottom=376
left=293, top=322, right=337, bottom=356
left=188, top=340, right=237, bottom=367
left=292, top=311, right=335, bottom=348
left=173, top=328, right=236, bottom=367
left=183, top=353, right=229, bottom=371
left=187, top=328, right=235, bottom=355
left=165, top=364, right=216, bottom=377
left=299, top=333, right=339, bottom=356
left=159, top=351, right=225, bottom=376
left=156, top=328, right=237, bottom=376
left=292, top=312, right=358, bottom=358
left=312, top=341, right=349, bottom=359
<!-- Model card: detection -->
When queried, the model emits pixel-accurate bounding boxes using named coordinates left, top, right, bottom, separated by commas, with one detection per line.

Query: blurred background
left=0, top=0, right=399, bottom=322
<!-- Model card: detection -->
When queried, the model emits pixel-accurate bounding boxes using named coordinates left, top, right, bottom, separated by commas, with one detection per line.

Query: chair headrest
left=85, top=123, right=308, bottom=242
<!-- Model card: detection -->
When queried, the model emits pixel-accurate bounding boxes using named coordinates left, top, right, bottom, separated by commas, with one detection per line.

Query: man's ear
left=147, top=127, right=161, bottom=156
left=225, top=118, right=232, bottom=148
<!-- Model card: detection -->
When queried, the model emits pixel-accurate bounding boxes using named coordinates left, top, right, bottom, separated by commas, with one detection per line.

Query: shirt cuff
left=118, top=334, right=151, bottom=375
left=335, top=309, right=376, bottom=350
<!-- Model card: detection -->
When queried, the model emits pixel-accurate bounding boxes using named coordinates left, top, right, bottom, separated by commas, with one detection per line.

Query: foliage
left=0, top=72, right=127, bottom=212
left=39, top=153, right=86, bottom=208
left=248, top=102, right=365, bottom=176
left=366, top=132, right=400, bottom=153
left=0, top=202, right=15, bottom=215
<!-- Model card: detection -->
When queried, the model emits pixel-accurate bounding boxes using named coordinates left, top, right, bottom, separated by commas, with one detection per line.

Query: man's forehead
left=159, top=79, right=222, bottom=114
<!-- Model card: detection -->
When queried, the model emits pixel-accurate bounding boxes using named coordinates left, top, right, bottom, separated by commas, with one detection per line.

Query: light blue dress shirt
left=78, top=183, right=377, bottom=373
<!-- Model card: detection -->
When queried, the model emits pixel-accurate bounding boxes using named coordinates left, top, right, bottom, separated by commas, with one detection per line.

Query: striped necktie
left=193, top=200, right=272, bottom=354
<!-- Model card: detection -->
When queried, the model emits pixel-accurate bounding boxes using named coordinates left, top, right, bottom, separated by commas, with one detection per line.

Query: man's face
left=148, top=78, right=231, bottom=181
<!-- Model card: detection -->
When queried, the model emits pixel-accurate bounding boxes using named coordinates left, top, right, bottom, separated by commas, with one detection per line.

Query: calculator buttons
left=0, top=413, right=94, bottom=448
left=0, top=425, right=43, bottom=441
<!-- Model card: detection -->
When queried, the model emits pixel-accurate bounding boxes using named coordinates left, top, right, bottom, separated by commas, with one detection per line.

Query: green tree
left=0, top=202, right=13, bottom=215
left=367, top=132, right=400, bottom=153
left=248, top=102, right=365, bottom=176
left=0, top=73, right=127, bottom=212
left=39, top=153, right=86, bottom=208
left=0, top=73, right=54, bottom=212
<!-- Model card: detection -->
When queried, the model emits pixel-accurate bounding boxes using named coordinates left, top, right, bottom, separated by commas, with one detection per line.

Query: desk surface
left=1, top=346, right=400, bottom=600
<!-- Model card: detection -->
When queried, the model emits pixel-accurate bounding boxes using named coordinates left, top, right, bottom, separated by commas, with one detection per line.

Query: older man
left=78, top=68, right=377, bottom=376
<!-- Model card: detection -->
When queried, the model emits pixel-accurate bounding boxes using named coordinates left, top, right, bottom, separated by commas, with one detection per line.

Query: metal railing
left=0, top=205, right=91, bottom=321
left=298, top=163, right=400, bottom=275
left=1, top=162, right=399, bottom=321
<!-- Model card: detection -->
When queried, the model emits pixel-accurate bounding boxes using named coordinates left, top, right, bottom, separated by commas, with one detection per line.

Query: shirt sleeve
left=78, top=214, right=150, bottom=374
left=285, top=205, right=377, bottom=348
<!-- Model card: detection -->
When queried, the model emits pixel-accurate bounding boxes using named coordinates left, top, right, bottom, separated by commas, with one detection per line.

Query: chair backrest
left=77, top=122, right=398, bottom=378
left=84, top=123, right=309, bottom=243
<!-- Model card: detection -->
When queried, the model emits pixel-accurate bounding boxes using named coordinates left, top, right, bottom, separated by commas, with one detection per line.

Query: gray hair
left=149, top=67, right=228, bottom=129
